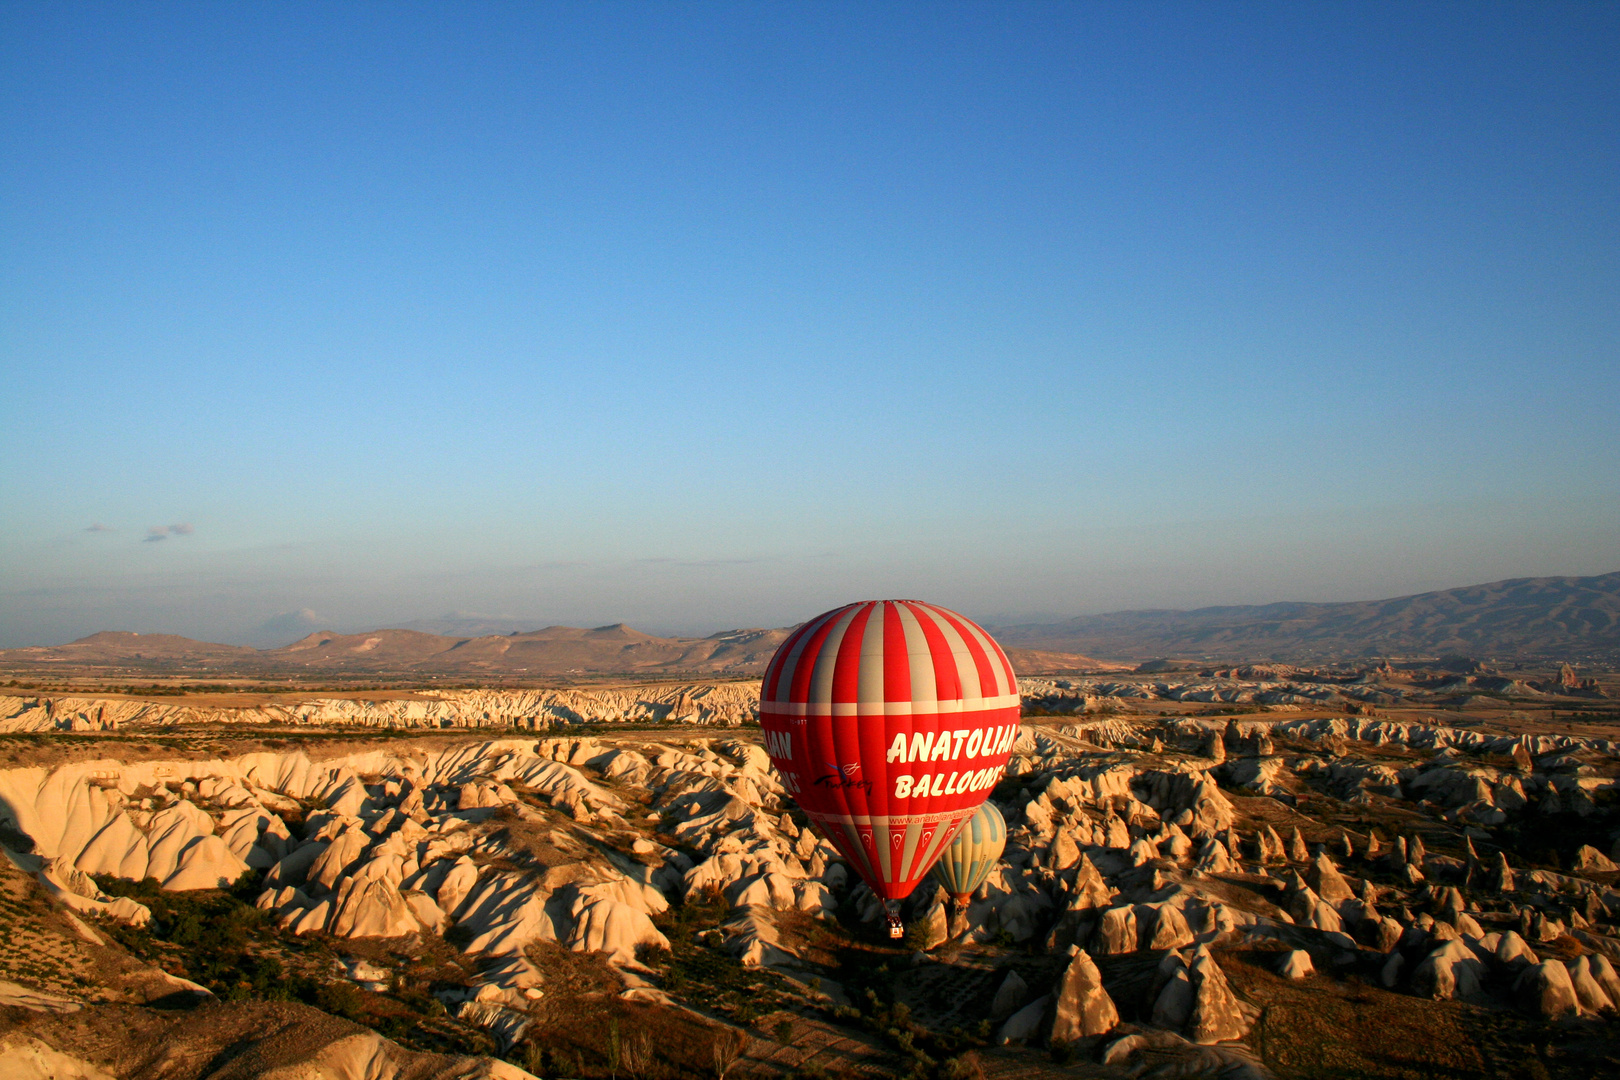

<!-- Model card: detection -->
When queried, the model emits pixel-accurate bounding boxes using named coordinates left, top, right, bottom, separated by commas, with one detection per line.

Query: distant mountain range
left=3, top=572, right=1613, bottom=678
left=990, top=572, right=1620, bottom=663
left=0, top=620, right=1109, bottom=679
left=239, top=610, right=554, bottom=648
left=276, top=623, right=795, bottom=675
left=0, top=624, right=795, bottom=679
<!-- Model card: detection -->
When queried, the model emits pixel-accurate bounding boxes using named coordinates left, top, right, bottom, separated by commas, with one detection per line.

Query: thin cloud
left=143, top=523, right=194, bottom=542
left=85, top=523, right=115, bottom=533
left=635, top=556, right=766, bottom=567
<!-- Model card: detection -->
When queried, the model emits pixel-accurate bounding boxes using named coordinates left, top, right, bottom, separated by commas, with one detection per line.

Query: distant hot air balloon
left=931, top=799, right=1006, bottom=908
left=759, top=600, right=1021, bottom=938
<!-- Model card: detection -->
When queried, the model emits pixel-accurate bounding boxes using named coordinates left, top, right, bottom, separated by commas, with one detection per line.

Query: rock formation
left=1187, top=947, right=1248, bottom=1044
left=1049, top=948, right=1119, bottom=1042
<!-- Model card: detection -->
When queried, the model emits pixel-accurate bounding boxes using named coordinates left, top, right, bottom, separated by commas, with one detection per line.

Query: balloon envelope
left=931, top=799, right=1007, bottom=904
left=759, top=599, right=1021, bottom=900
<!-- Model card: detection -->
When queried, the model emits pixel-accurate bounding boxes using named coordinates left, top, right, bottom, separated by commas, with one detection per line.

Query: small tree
left=622, top=1028, right=654, bottom=1080
left=711, top=1027, right=747, bottom=1079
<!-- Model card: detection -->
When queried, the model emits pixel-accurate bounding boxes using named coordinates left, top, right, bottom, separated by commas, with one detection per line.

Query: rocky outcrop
left=1049, top=949, right=1119, bottom=1043
left=995, top=995, right=1052, bottom=1046
left=1489, top=853, right=1517, bottom=893
left=1412, top=940, right=1484, bottom=1001
left=0, top=1010, right=539, bottom=1080
left=1516, top=961, right=1579, bottom=1018
left=990, top=969, right=1029, bottom=1019
left=1568, top=956, right=1616, bottom=1015
left=1277, top=950, right=1313, bottom=980
left=1146, top=903, right=1195, bottom=950
left=1307, top=852, right=1354, bottom=904
left=1187, top=947, right=1249, bottom=1044
left=1093, top=905, right=1138, bottom=955
left=1574, top=845, right=1618, bottom=873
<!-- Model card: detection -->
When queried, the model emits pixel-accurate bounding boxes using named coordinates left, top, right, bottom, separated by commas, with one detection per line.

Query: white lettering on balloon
left=893, top=764, right=1008, bottom=799
left=884, top=723, right=1018, bottom=765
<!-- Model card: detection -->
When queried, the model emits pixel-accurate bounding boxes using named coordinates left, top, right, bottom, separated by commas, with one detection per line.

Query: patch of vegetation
left=96, top=872, right=294, bottom=997
left=1559, top=710, right=1620, bottom=724
left=828, top=951, right=992, bottom=1080
left=92, top=873, right=486, bottom=1056
left=650, top=892, right=795, bottom=1025
left=1225, top=950, right=1616, bottom=1080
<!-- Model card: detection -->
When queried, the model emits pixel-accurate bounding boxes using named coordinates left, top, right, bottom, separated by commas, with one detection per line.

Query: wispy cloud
left=143, top=522, right=195, bottom=542
left=85, top=523, right=115, bottom=533
left=635, top=556, right=766, bottom=567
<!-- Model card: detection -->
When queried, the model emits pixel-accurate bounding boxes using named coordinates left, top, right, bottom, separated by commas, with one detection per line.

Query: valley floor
left=2, top=700, right=1619, bottom=1079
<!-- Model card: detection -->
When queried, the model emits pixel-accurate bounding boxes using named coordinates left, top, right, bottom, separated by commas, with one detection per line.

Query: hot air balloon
left=759, top=600, right=1021, bottom=938
left=931, top=799, right=1006, bottom=908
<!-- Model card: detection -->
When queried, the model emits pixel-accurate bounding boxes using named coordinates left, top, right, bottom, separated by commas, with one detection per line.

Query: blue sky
left=2, top=2, right=1617, bottom=647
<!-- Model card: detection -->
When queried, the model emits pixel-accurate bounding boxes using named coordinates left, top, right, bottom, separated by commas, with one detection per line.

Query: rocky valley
left=0, top=659, right=1617, bottom=1080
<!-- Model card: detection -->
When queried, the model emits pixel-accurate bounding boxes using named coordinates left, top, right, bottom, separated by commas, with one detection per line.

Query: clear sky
left=2, top=2, right=1617, bottom=647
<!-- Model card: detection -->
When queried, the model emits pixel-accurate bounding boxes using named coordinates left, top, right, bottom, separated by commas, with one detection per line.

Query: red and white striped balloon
left=759, top=600, right=1021, bottom=900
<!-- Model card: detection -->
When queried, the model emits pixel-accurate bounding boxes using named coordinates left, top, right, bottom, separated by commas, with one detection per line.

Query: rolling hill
left=0, top=624, right=1117, bottom=679
left=5, top=572, right=1613, bottom=677
left=991, top=572, right=1620, bottom=662
left=0, top=631, right=260, bottom=666
left=269, top=623, right=794, bottom=675
left=0, top=624, right=796, bottom=679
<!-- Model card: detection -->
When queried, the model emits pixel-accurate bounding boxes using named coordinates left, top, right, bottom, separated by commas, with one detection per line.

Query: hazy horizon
left=10, top=563, right=1618, bottom=652
left=4, top=4, right=1617, bottom=649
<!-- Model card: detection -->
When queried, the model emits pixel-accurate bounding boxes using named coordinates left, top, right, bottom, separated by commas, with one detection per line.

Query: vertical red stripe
left=830, top=602, right=874, bottom=704
left=771, top=607, right=844, bottom=701
left=989, top=638, right=1018, bottom=695
left=881, top=602, right=912, bottom=703
left=855, top=701, right=888, bottom=842
left=788, top=606, right=850, bottom=705
left=908, top=602, right=962, bottom=702
left=763, top=616, right=823, bottom=701
left=926, top=603, right=1000, bottom=700
left=827, top=712, right=866, bottom=824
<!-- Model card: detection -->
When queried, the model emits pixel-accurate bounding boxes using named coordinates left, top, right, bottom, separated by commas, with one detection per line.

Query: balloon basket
left=886, top=913, right=905, bottom=941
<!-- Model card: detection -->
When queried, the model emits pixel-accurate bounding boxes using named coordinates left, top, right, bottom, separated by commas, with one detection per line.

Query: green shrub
left=939, top=1052, right=985, bottom=1080
left=315, top=980, right=366, bottom=1021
